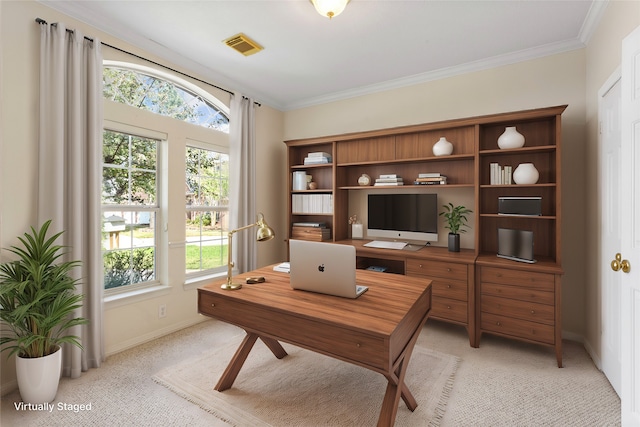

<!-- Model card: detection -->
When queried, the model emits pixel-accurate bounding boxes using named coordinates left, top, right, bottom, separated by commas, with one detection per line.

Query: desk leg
left=215, top=332, right=289, bottom=392
left=215, top=333, right=258, bottom=391
left=377, top=314, right=428, bottom=427
left=260, top=336, right=288, bottom=359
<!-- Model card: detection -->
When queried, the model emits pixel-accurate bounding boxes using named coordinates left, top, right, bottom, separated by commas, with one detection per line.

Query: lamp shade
left=310, top=0, right=350, bottom=19
left=256, top=214, right=275, bottom=242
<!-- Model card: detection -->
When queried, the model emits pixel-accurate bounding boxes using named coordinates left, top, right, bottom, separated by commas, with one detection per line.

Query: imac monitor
left=367, top=193, right=438, bottom=242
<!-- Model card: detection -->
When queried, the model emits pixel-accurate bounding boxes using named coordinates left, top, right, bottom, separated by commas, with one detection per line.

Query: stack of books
left=374, top=174, right=404, bottom=186
left=291, top=222, right=331, bottom=241
left=414, top=173, right=447, bottom=185
left=490, top=163, right=513, bottom=185
left=304, top=152, right=332, bottom=165
left=291, top=194, right=333, bottom=214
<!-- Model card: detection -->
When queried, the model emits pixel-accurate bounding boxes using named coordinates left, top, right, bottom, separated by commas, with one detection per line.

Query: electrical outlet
left=158, top=304, right=167, bottom=318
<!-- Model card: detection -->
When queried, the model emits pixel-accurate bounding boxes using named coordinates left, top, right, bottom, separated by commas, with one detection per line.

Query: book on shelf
left=417, top=173, right=443, bottom=178
left=375, top=177, right=403, bottom=183
left=374, top=182, right=404, bottom=186
left=291, top=194, right=333, bottom=214
left=379, top=174, right=400, bottom=179
left=292, top=222, right=326, bottom=228
left=413, top=179, right=447, bottom=185
left=415, top=176, right=447, bottom=183
left=304, top=156, right=331, bottom=165
left=307, top=152, right=331, bottom=158
left=490, top=163, right=513, bottom=185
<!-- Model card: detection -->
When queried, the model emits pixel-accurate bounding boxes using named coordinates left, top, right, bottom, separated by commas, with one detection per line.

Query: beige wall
left=285, top=50, right=588, bottom=338
left=0, top=0, right=286, bottom=394
left=583, top=1, right=640, bottom=364
left=2, top=0, right=638, bottom=395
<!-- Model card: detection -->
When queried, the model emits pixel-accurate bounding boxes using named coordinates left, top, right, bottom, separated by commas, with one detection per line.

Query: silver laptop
left=497, top=228, right=537, bottom=264
left=289, top=240, right=368, bottom=298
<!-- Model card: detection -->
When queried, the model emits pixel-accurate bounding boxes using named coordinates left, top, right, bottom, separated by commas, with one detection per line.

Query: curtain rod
left=35, top=18, right=261, bottom=106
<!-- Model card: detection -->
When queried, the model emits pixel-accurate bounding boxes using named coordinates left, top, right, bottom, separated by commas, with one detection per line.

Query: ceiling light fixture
left=310, top=0, right=350, bottom=19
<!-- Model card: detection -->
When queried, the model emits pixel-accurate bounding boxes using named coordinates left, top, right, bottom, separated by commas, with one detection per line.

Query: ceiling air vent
left=223, top=33, right=263, bottom=56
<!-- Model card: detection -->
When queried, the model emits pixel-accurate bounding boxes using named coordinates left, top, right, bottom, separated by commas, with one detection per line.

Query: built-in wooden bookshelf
left=284, top=105, right=566, bottom=366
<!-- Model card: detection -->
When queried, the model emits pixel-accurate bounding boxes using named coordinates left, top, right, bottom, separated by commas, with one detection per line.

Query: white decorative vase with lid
left=432, top=137, right=453, bottom=156
left=497, top=126, right=525, bottom=149
left=513, top=163, right=539, bottom=184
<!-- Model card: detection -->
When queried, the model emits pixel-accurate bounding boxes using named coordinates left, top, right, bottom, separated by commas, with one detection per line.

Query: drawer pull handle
left=419, top=264, right=423, bottom=268
left=447, top=268, right=451, bottom=272
left=356, top=343, right=361, bottom=348
left=211, top=304, right=215, bottom=307
left=496, top=321, right=502, bottom=326
left=531, top=310, right=535, bottom=314
left=446, top=284, right=451, bottom=289
left=447, top=305, right=451, bottom=309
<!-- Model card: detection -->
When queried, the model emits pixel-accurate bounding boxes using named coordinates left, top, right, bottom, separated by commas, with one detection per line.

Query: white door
left=621, top=25, right=640, bottom=426
left=600, top=72, right=621, bottom=396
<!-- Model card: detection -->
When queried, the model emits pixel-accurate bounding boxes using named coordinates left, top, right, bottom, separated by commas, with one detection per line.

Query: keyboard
left=363, top=240, right=407, bottom=250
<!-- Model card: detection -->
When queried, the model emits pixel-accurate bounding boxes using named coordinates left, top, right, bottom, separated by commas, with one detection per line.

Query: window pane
left=102, top=131, right=158, bottom=207
left=102, top=128, right=158, bottom=290
left=104, top=67, right=229, bottom=133
left=103, top=211, right=156, bottom=289
left=186, top=145, right=229, bottom=274
left=185, top=210, right=228, bottom=273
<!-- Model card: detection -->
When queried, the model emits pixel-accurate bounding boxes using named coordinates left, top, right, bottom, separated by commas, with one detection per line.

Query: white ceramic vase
left=16, top=345, right=62, bottom=404
left=513, top=163, right=539, bottom=184
left=432, top=137, right=453, bottom=156
left=497, top=126, right=525, bottom=149
left=351, top=223, right=363, bottom=239
left=292, top=171, right=307, bottom=190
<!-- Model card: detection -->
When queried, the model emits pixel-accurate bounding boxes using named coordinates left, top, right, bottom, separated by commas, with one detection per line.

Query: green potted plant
left=440, top=203, right=472, bottom=252
left=0, top=220, right=88, bottom=404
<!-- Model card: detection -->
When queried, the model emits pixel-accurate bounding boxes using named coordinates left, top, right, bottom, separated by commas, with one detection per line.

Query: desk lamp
left=223, top=213, right=275, bottom=290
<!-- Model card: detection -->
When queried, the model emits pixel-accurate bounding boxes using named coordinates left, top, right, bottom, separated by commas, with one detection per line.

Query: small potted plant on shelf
left=440, top=203, right=472, bottom=252
left=0, top=220, right=88, bottom=404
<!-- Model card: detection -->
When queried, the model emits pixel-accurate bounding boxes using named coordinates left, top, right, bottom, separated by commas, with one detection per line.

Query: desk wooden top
left=199, top=264, right=432, bottom=338
left=199, top=264, right=432, bottom=375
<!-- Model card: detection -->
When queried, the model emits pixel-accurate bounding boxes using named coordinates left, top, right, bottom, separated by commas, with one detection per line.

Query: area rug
left=152, top=335, right=459, bottom=426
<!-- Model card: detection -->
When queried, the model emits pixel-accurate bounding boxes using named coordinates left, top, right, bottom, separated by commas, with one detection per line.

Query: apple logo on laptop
left=318, top=264, right=325, bottom=272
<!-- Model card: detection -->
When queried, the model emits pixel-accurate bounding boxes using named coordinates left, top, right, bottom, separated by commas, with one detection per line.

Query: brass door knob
left=611, top=253, right=631, bottom=273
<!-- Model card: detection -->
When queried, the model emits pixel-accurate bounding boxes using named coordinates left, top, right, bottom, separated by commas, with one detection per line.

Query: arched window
left=102, top=62, right=230, bottom=295
left=103, top=61, right=230, bottom=133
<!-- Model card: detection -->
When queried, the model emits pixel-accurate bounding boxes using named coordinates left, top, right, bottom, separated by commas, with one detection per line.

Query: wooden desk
left=198, top=264, right=432, bottom=427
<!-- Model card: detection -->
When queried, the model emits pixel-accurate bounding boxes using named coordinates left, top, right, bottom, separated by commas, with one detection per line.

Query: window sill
left=183, top=271, right=228, bottom=291
left=104, top=284, right=172, bottom=310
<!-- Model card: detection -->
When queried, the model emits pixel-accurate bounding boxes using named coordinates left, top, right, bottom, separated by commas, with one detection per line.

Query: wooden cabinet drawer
left=481, top=282, right=553, bottom=305
left=407, top=259, right=467, bottom=281
left=482, top=295, right=554, bottom=325
left=430, top=297, right=467, bottom=323
left=481, top=312, right=554, bottom=345
left=432, top=279, right=468, bottom=302
left=480, top=266, right=554, bottom=291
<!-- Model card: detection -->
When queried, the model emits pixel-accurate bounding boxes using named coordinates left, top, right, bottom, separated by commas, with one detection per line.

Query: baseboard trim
left=106, top=317, right=208, bottom=357
left=1, top=379, right=18, bottom=397
left=582, top=338, right=603, bottom=371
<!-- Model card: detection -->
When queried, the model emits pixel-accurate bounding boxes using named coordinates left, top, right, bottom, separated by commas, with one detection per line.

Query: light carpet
left=153, top=335, right=460, bottom=426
